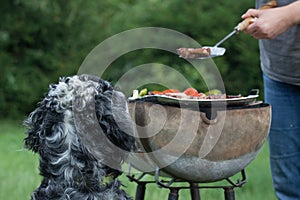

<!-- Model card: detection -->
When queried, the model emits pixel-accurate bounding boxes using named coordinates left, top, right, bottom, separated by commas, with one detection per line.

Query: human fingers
left=241, top=9, right=260, bottom=35
left=246, top=20, right=275, bottom=39
left=241, top=8, right=260, bottom=19
left=243, top=18, right=257, bottom=35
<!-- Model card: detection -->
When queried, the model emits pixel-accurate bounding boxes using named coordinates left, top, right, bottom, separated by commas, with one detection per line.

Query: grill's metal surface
left=128, top=101, right=271, bottom=183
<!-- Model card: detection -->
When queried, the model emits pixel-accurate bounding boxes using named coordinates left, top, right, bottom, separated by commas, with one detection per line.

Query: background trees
left=0, top=0, right=262, bottom=119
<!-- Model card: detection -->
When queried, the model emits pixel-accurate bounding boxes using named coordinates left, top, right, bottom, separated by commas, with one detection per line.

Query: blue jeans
left=263, top=74, right=300, bottom=200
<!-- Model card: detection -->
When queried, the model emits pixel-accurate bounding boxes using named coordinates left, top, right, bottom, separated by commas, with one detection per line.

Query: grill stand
left=127, top=164, right=246, bottom=200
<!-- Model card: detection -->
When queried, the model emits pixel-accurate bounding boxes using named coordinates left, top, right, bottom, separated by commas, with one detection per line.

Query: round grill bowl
left=128, top=101, right=271, bottom=183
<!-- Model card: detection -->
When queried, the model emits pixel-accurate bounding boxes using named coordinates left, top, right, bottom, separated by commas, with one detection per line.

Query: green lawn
left=0, top=120, right=276, bottom=200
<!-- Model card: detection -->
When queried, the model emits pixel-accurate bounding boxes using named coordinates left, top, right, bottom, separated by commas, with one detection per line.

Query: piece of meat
left=150, top=89, right=180, bottom=95
left=203, top=94, right=227, bottom=99
left=177, top=47, right=211, bottom=59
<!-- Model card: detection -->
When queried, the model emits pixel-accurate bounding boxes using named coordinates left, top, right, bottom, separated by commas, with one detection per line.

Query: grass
left=0, top=120, right=41, bottom=200
left=0, top=120, right=277, bottom=200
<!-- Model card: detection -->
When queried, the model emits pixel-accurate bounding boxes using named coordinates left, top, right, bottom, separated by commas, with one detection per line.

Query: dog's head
left=24, top=74, right=136, bottom=172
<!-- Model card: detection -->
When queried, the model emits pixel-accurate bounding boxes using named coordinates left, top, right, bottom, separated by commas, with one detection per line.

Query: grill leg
left=190, top=183, right=201, bottom=200
left=224, top=187, right=235, bottom=200
left=168, top=188, right=179, bottom=200
left=135, top=182, right=146, bottom=200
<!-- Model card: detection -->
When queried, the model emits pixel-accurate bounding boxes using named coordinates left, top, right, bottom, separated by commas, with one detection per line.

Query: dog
left=24, top=74, right=136, bottom=200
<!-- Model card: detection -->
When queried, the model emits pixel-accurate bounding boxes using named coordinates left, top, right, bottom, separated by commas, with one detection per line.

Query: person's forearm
left=284, top=0, right=300, bottom=26
left=241, top=0, right=300, bottom=39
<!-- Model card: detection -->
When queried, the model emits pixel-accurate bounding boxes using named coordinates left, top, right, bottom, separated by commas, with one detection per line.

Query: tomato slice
left=184, top=87, right=199, bottom=97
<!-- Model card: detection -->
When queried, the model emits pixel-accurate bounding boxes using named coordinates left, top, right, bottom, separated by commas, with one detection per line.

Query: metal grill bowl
left=128, top=101, right=271, bottom=183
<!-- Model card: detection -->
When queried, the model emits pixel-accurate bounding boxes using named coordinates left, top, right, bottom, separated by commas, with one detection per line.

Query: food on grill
left=176, top=47, right=211, bottom=59
left=150, top=89, right=180, bottom=95
left=184, top=87, right=199, bottom=97
left=132, top=87, right=240, bottom=100
left=204, top=94, right=226, bottom=99
left=133, top=88, right=180, bottom=98
left=139, top=88, right=148, bottom=96
left=205, top=89, right=222, bottom=95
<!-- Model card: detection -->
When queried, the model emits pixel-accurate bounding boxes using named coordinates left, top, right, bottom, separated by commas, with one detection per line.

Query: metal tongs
left=177, top=0, right=277, bottom=59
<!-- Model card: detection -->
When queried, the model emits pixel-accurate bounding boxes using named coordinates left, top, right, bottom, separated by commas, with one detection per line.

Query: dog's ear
left=110, top=91, right=136, bottom=151
left=23, top=102, right=47, bottom=153
left=94, top=89, right=136, bottom=152
left=24, top=96, right=64, bottom=153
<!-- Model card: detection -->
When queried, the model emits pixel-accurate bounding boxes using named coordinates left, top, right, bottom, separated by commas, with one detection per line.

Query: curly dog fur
left=24, top=74, right=136, bottom=200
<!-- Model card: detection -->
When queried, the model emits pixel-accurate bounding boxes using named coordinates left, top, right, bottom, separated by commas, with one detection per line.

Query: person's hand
left=242, top=7, right=293, bottom=39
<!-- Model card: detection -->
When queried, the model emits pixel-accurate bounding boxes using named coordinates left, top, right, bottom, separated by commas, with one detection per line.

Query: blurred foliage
left=0, top=0, right=263, bottom=119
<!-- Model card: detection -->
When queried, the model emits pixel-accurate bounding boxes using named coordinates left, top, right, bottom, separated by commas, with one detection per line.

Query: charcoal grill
left=126, top=92, right=271, bottom=200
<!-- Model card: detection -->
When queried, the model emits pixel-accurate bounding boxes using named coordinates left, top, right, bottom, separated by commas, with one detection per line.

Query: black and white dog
left=24, top=74, right=136, bottom=200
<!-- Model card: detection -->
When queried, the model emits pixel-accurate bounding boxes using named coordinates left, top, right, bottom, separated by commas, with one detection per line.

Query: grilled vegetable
left=138, top=88, right=148, bottom=97
left=205, top=89, right=222, bottom=95
left=184, top=87, right=199, bottom=97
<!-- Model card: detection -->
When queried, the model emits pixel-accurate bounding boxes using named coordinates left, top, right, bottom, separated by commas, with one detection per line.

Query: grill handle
left=200, top=112, right=218, bottom=125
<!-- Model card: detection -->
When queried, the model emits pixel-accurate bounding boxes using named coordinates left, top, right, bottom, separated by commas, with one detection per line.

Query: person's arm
left=242, top=0, right=300, bottom=39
